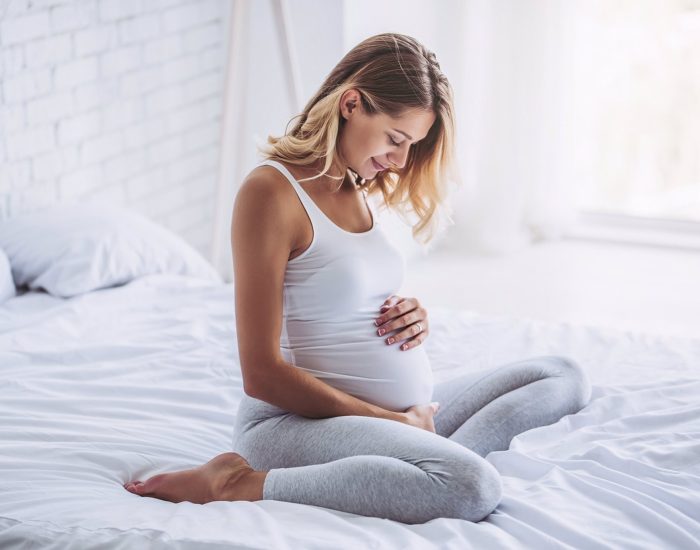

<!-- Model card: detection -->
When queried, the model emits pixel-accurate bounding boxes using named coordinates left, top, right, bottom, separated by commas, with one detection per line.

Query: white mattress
left=1, top=274, right=698, bottom=549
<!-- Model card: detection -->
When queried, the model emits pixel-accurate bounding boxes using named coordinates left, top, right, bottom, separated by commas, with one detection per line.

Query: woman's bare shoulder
left=235, top=164, right=304, bottom=247
left=241, top=164, right=290, bottom=193
left=237, top=164, right=299, bottom=211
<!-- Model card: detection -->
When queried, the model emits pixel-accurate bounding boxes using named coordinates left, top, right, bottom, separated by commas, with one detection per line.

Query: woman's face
left=338, top=89, right=436, bottom=180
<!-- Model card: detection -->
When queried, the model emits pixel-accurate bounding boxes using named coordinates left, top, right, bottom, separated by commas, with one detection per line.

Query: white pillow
left=0, top=203, right=223, bottom=298
left=0, top=248, right=15, bottom=305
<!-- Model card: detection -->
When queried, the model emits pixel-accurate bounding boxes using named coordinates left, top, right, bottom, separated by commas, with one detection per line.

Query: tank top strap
left=259, top=159, right=327, bottom=226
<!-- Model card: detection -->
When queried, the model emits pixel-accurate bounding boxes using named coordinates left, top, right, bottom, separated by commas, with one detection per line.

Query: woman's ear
left=340, top=88, right=361, bottom=119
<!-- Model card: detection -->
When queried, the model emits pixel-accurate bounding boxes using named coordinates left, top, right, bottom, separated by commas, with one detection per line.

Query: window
left=572, top=1, right=700, bottom=225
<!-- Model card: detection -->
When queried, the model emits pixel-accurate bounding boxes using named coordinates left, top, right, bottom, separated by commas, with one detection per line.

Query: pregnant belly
left=282, top=320, right=434, bottom=411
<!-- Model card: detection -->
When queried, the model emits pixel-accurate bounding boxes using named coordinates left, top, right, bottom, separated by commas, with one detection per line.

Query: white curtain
left=446, top=0, right=579, bottom=256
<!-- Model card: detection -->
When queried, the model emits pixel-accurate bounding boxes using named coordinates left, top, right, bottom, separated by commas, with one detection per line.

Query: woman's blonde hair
left=258, top=32, right=459, bottom=244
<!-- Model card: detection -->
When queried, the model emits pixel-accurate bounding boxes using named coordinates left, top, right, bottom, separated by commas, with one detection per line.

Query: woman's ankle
left=219, top=469, right=267, bottom=501
left=242, top=471, right=268, bottom=501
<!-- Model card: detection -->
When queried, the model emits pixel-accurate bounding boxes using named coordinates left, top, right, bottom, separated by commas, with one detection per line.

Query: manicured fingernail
left=387, top=337, right=394, bottom=344
left=377, top=328, right=385, bottom=336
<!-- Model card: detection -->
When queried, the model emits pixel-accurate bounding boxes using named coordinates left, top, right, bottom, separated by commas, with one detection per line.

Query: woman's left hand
left=374, top=294, right=429, bottom=351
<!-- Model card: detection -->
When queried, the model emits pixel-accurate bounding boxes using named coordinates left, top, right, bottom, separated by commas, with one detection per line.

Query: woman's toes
left=124, top=480, right=146, bottom=494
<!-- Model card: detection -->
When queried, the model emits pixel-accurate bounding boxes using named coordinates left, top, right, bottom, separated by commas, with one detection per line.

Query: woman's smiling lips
left=371, top=157, right=387, bottom=171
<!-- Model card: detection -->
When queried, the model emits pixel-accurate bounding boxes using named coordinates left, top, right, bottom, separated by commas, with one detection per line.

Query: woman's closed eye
left=388, top=135, right=419, bottom=148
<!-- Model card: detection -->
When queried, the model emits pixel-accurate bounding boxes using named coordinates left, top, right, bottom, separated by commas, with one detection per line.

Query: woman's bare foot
left=123, top=452, right=267, bottom=504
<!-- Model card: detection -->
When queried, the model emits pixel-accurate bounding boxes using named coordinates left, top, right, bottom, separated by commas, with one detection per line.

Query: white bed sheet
left=0, top=274, right=698, bottom=549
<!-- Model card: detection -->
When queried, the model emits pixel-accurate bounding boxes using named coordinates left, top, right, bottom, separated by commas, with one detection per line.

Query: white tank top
left=261, top=159, right=434, bottom=412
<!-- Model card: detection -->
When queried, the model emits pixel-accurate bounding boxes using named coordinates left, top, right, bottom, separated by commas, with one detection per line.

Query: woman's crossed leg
left=433, top=355, right=592, bottom=456
left=124, top=355, right=590, bottom=524
left=233, top=398, right=502, bottom=524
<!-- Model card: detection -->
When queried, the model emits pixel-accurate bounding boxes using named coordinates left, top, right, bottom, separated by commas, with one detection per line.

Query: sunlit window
left=572, top=1, right=700, bottom=223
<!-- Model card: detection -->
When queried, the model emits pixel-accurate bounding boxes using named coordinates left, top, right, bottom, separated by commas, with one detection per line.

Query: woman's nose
left=389, top=145, right=410, bottom=169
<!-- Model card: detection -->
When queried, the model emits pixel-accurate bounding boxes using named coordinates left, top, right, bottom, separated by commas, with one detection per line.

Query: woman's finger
left=399, top=330, right=427, bottom=351
left=379, top=321, right=427, bottom=349
left=377, top=305, right=420, bottom=330
left=380, top=294, right=402, bottom=312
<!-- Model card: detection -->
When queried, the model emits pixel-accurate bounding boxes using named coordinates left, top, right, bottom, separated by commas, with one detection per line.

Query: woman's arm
left=230, top=168, right=404, bottom=423
left=250, top=358, right=404, bottom=421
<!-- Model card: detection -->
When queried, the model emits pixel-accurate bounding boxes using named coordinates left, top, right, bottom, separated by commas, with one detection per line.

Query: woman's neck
left=306, top=157, right=357, bottom=192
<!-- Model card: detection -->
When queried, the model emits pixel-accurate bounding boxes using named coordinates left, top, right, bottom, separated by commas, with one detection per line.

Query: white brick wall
left=0, top=0, right=228, bottom=259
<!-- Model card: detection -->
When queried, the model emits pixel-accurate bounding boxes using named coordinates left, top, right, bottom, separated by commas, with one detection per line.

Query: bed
left=1, top=205, right=698, bottom=549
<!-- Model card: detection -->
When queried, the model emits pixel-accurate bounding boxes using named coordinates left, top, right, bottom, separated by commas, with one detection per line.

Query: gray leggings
left=232, top=355, right=592, bottom=524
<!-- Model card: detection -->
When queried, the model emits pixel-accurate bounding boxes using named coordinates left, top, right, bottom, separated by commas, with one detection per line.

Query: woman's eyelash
left=388, top=136, right=418, bottom=147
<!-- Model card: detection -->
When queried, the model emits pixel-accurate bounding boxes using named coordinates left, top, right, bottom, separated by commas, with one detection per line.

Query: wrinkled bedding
left=1, top=274, right=698, bottom=549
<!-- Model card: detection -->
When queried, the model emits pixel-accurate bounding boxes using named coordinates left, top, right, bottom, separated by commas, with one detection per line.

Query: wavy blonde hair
left=258, top=32, right=460, bottom=244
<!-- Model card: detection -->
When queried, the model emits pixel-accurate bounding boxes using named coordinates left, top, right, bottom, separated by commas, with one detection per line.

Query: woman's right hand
left=399, top=402, right=440, bottom=433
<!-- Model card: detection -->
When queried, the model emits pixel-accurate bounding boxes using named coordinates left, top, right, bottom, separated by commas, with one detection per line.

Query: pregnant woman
left=124, top=33, right=591, bottom=524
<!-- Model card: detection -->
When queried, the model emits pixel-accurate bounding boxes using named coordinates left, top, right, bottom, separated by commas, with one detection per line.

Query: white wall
left=0, top=0, right=229, bottom=259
